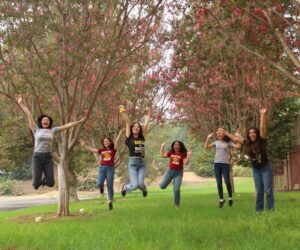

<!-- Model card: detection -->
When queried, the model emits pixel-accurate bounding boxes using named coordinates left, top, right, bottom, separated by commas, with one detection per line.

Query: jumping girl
left=205, top=128, right=240, bottom=208
left=16, top=96, right=85, bottom=190
left=160, top=141, right=192, bottom=208
left=80, top=132, right=123, bottom=210
left=119, top=105, right=151, bottom=198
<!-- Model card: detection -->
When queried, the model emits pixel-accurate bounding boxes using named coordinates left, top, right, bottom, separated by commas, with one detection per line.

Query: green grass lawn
left=0, top=178, right=300, bottom=250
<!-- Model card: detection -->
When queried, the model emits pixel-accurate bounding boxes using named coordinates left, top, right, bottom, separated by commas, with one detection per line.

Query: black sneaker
left=229, top=199, right=233, bottom=207
left=142, top=186, right=148, bottom=197
left=219, top=200, right=225, bottom=208
left=121, top=184, right=126, bottom=197
left=100, top=186, right=104, bottom=194
left=108, top=201, right=113, bottom=210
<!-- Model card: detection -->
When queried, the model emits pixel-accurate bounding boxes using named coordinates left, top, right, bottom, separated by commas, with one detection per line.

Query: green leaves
left=267, top=97, right=300, bottom=165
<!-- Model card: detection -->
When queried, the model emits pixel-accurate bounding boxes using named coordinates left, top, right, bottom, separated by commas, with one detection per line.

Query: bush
left=233, top=165, right=252, bottom=177
left=9, top=159, right=32, bottom=180
left=193, top=161, right=214, bottom=177
left=77, top=176, right=97, bottom=191
left=0, top=180, right=18, bottom=195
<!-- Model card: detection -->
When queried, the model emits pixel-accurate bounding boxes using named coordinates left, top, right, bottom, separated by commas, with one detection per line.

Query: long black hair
left=245, top=127, right=266, bottom=155
left=130, top=122, right=145, bottom=140
left=101, top=137, right=115, bottom=149
left=245, top=127, right=261, bottom=145
left=223, top=135, right=231, bottom=142
left=170, top=140, right=187, bottom=154
left=37, top=114, right=53, bottom=129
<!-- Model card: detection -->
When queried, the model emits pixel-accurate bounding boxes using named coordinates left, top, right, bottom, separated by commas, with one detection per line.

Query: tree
left=206, top=0, right=300, bottom=87
left=166, top=0, right=297, bottom=138
left=0, top=0, right=164, bottom=216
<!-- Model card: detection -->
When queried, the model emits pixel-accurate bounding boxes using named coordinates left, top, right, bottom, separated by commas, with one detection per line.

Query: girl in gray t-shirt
left=205, top=128, right=240, bottom=208
left=16, top=96, right=85, bottom=190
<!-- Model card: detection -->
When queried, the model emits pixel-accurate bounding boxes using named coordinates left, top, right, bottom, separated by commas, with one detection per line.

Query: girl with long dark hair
left=16, top=96, right=85, bottom=190
left=160, top=141, right=192, bottom=208
left=80, top=132, right=123, bottom=210
left=205, top=128, right=240, bottom=208
left=222, top=108, right=274, bottom=212
left=119, top=105, right=151, bottom=197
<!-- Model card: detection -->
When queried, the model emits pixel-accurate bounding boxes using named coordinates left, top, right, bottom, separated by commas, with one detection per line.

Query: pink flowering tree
left=0, top=0, right=164, bottom=216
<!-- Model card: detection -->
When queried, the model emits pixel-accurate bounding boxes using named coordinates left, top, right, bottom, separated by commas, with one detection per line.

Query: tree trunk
left=57, top=156, right=70, bottom=216
left=68, top=168, right=79, bottom=201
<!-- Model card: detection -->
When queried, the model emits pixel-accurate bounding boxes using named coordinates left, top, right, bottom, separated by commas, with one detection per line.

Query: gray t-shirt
left=212, top=140, right=235, bottom=164
left=33, top=126, right=59, bottom=152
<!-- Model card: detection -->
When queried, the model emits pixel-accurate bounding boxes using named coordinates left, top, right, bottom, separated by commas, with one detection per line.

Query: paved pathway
left=0, top=192, right=99, bottom=211
left=0, top=195, right=57, bottom=211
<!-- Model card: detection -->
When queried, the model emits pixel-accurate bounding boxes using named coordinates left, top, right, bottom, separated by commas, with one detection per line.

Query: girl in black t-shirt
left=119, top=105, right=151, bottom=197
left=222, top=108, right=274, bottom=212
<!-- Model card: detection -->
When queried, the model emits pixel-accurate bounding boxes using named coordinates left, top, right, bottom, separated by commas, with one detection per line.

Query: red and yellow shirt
left=167, top=152, right=187, bottom=170
left=98, top=148, right=117, bottom=166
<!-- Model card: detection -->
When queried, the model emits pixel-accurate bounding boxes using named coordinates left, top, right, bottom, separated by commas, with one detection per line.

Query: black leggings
left=214, top=163, right=232, bottom=200
left=32, top=152, right=55, bottom=189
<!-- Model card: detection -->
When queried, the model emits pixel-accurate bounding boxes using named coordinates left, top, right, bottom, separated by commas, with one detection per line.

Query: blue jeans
left=253, top=162, right=274, bottom=212
left=97, top=165, right=115, bottom=202
left=160, top=168, right=183, bottom=206
left=32, top=152, right=54, bottom=189
left=214, top=163, right=232, bottom=200
left=124, top=157, right=146, bottom=192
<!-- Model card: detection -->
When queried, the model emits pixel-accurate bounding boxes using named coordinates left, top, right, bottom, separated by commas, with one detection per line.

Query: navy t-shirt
left=125, top=135, right=145, bottom=157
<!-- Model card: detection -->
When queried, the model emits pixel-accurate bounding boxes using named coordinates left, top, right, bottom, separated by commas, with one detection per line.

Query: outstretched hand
left=207, top=133, right=214, bottom=138
left=16, top=96, right=23, bottom=104
left=161, top=142, right=166, bottom=148
left=187, top=150, right=192, bottom=156
left=79, top=117, right=87, bottom=123
left=260, top=108, right=268, bottom=114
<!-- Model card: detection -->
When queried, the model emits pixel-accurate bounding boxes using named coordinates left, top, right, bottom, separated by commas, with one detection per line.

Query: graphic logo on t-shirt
left=134, top=139, right=145, bottom=156
left=102, top=151, right=112, bottom=161
left=170, top=155, right=181, bottom=165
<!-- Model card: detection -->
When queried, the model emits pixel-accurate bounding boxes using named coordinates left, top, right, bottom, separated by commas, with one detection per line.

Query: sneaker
left=229, top=199, right=233, bottom=207
left=219, top=200, right=225, bottom=208
left=121, top=184, right=126, bottom=197
left=100, top=186, right=104, bottom=194
left=142, top=186, right=148, bottom=197
left=108, top=201, right=113, bottom=210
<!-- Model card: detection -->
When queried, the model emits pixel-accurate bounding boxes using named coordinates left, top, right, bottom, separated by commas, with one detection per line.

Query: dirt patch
left=11, top=212, right=93, bottom=224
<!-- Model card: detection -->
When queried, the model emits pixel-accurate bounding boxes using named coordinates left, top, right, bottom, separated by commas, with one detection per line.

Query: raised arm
left=204, top=133, right=215, bottom=149
left=16, top=96, right=36, bottom=131
left=119, top=105, right=131, bottom=138
left=222, top=128, right=245, bottom=145
left=260, top=108, right=267, bottom=139
left=160, top=143, right=168, bottom=158
left=57, top=117, right=85, bottom=132
left=114, top=129, right=125, bottom=150
left=143, top=107, right=152, bottom=135
left=79, top=139, right=98, bottom=154
left=184, top=150, right=192, bottom=165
